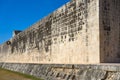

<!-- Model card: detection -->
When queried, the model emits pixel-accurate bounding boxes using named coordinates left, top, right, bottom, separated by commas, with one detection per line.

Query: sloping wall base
left=0, top=63, right=120, bottom=80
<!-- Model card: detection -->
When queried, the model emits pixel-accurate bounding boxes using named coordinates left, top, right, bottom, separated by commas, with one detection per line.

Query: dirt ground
left=0, top=68, right=41, bottom=80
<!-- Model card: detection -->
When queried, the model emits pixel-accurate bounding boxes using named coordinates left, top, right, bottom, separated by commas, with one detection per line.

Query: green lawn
left=0, top=68, right=43, bottom=80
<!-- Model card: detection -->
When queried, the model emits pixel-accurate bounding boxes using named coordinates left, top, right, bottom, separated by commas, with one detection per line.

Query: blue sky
left=0, top=0, right=69, bottom=44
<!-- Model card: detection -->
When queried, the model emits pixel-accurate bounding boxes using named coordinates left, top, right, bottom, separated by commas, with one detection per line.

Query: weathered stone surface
left=0, top=0, right=119, bottom=63
left=0, top=0, right=100, bottom=64
left=99, top=0, right=120, bottom=63
left=1, top=63, right=120, bottom=80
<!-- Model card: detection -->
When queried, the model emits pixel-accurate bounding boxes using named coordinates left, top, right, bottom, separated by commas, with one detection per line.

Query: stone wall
left=99, top=0, right=120, bottom=62
left=0, top=0, right=120, bottom=63
left=1, top=63, right=120, bottom=80
left=0, top=0, right=100, bottom=64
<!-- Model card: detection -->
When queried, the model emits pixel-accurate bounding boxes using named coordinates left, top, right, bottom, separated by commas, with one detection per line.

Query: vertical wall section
left=100, top=0, right=120, bottom=62
left=0, top=0, right=100, bottom=64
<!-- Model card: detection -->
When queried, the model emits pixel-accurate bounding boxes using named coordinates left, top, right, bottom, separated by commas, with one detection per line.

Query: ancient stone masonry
left=0, top=0, right=120, bottom=64
left=100, top=0, right=120, bottom=62
left=1, top=63, right=120, bottom=80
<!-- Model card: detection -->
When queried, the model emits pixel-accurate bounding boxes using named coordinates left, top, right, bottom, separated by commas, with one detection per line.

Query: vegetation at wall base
left=0, top=68, right=43, bottom=80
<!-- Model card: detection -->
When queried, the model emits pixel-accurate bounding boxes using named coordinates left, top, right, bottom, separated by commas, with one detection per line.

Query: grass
left=0, top=68, right=43, bottom=80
